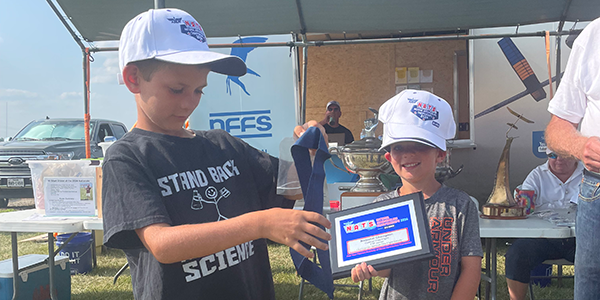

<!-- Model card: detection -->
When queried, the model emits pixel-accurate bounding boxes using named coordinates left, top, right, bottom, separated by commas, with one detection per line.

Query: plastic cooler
left=0, top=254, right=70, bottom=300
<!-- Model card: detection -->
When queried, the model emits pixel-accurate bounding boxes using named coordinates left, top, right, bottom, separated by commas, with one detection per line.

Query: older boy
left=350, top=90, right=482, bottom=299
left=102, top=8, right=330, bottom=300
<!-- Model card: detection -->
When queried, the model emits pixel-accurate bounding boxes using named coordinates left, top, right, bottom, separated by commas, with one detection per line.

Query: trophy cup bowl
left=329, top=137, right=392, bottom=193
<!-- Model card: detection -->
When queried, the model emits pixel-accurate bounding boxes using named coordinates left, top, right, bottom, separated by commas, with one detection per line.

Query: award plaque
left=327, top=192, right=433, bottom=279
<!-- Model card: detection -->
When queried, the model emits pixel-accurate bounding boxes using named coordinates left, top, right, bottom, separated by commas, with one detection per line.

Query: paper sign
left=420, top=70, right=433, bottom=83
left=407, top=67, right=420, bottom=83
left=44, top=177, right=96, bottom=216
left=395, top=67, right=408, bottom=84
left=395, top=85, right=408, bottom=94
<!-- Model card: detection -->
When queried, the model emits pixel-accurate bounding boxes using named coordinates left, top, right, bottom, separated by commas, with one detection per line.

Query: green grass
left=0, top=232, right=574, bottom=299
left=0, top=232, right=133, bottom=300
left=481, top=240, right=574, bottom=300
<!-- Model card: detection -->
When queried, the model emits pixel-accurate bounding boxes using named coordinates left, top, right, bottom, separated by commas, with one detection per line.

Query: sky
left=0, top=1, right=136, bottom=138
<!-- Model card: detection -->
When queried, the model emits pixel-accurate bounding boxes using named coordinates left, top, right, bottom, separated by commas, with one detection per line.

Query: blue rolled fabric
left=289, top=126, right=334, bottom=299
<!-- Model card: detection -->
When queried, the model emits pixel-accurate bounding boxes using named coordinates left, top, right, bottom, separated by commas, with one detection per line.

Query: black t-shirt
left=102, top=128, right=292, bottom=300
left=323, top=123, right=355, bottom=144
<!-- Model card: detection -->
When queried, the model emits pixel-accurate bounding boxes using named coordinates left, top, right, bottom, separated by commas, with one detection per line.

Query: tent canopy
left=56, top=0, right=600, bottom=42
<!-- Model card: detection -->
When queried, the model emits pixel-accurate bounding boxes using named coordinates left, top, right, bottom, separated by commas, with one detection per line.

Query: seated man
left=505, top=148, right=583, bottom=300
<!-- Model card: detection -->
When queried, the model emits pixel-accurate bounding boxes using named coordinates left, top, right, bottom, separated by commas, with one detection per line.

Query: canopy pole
left=154, top=0, right=165, bottom=9
left=555, top=0, right=572, bottom=88
left=84, top=48, right=91, bottom=159
left=555, top=35, right=562, bottom=88
left=46, top=0, right=85, bottom=51
left=300, top=34, right=308, bottom=124
left=88, top=30, right=576, bottom=53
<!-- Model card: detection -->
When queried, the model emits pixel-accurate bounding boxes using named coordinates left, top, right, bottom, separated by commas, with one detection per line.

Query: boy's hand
left=351, top=262, right=384, bottom=282
left=259, top=208, right=331, bottom=259
left=294, top=120, right=328, bottom=142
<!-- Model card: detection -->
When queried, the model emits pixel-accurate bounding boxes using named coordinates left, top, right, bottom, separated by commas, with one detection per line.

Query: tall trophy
left=481, top=107, right=530, bottom=219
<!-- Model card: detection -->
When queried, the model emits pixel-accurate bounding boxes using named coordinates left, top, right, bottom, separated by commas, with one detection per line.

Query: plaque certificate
left=327, top=192, right=433, bottom=279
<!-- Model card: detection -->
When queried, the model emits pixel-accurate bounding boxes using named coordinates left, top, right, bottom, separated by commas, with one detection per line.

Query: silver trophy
left=329, top=108, right=392, bottom=192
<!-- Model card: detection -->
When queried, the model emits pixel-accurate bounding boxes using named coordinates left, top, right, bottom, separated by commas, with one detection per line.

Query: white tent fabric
left=56, top=0, right=600, bottom=42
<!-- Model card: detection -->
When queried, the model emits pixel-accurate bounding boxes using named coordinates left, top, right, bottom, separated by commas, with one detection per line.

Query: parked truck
left=0, top=118, right=128, bottom=207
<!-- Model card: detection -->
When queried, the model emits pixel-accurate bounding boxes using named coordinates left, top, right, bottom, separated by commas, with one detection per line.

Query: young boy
left=102, top=8, right=331, bottom=300
left=350, top=90, right=483, bottom=299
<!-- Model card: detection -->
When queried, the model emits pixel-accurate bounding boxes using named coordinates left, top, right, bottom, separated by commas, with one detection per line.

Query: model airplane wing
left=498, top=37, right=546, bottom=101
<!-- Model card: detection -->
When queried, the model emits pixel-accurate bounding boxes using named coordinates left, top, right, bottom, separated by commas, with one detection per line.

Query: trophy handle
left=327, top=147, right=353, bottom=174
left=327, top=157, right=353, bottom=174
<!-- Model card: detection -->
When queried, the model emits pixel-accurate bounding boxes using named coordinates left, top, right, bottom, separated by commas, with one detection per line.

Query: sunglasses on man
left=547, top=152, right=558, bottom=159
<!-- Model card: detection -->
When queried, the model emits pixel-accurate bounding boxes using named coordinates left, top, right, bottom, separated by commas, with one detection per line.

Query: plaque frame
left=327, top=192, right=433, bottom=279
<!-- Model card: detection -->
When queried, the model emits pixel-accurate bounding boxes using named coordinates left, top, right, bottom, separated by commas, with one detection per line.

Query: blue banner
left=190, top=35, right=298, bottom=157
left=532, top=130, right=547, bottom=159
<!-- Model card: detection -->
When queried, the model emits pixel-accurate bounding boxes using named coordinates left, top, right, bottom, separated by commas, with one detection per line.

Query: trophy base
left=350, top=180, right=387, bottom=193
left=349, top=178, right=388, bottom=193
left=481, top=203, right=527, bottom=219
left=340, top=192, right=385, bottom=210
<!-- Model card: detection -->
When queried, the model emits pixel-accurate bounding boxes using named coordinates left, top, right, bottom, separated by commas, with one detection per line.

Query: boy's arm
left=450, top=256, right=481, bottom=300
left=136, top=207, right=330, bottom=264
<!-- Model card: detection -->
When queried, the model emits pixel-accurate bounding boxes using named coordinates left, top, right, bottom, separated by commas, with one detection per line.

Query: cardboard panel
left=302, top=40, right=468, bottom=140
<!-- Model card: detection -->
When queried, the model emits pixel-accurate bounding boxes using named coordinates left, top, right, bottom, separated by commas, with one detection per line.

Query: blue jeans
left=575, top=170, right=600, bottom=299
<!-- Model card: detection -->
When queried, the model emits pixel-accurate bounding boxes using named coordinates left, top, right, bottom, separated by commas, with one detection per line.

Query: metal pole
left=555, top=35, right=562, bottom=88
left=88, top=30, right=577, bottom=53
left=48, top=233, right=57, bottom=300
left=301, top=34, right=308, bottom=124
left=84, top=48, right=91, bottom=158
left=11, top=232, right=19, bottom=300
left=46, top=0, right=85, bottom=50
left=154, top=0, right=165, bottom=9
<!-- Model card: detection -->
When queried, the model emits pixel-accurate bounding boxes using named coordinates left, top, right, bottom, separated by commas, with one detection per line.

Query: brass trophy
left=329, top=108, right=392, bottom=193
left=481, top=107, right=532, bottom=219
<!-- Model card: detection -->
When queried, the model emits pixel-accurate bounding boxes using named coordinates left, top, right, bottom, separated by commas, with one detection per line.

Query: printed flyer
left=44, top=177, right=96, bottom=216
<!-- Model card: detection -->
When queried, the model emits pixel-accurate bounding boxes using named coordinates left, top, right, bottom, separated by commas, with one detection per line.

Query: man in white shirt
left=544, top=17, right=600, bottom=299
left=504, top=150, right=582, bottom=300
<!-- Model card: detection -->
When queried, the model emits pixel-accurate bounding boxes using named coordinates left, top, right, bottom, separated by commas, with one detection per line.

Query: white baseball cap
left=118, top=8, right=246, bottom=84
left=326, top=101, right=341, bottom=110
left=379, top=89, right=456, bottom=151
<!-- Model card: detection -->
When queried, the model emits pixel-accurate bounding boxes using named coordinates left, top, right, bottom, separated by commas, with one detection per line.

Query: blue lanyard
left=290, top=126, right=334, bottom=299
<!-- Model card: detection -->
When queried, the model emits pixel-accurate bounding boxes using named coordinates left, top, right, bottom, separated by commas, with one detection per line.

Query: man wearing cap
left=101, top=8, right=331, bottom=300
left=544, top=17, right=600, bottom=299
left=319, top=101, right=354, bottom=145
left=504, top=148, right=582, bottom=300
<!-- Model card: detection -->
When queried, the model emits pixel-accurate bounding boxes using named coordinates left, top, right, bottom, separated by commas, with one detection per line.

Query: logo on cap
left=407, top=97, right=419, bottom=104
left=167, top=17, right=182, bottom=23
left=411, top=102, right=438, bottom=122
left=179, top=20, right=206, bottom=43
